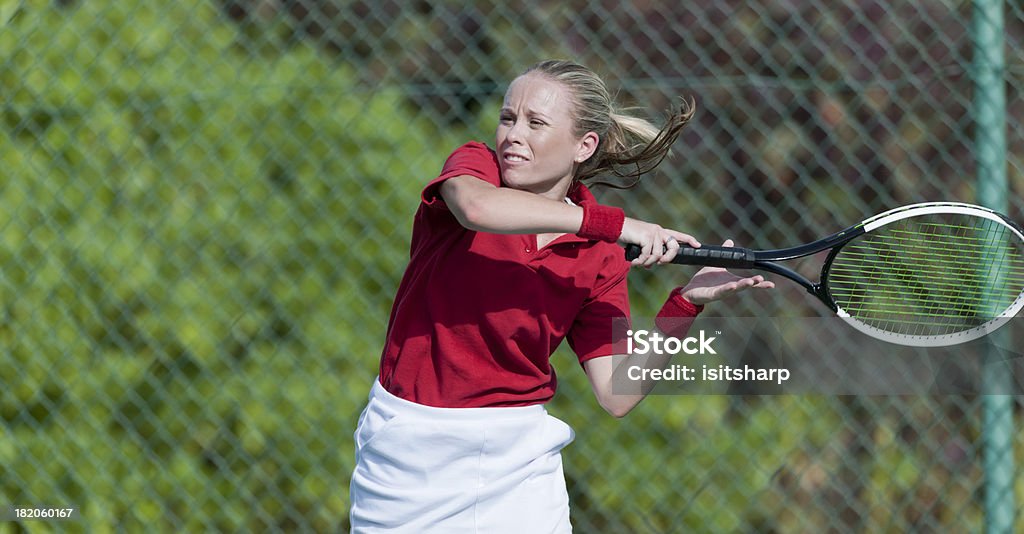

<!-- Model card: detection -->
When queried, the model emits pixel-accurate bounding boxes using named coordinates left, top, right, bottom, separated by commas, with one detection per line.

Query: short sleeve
left=422, top=142, right=501, bottom=208
left=567, top=252, right=632, bottom=364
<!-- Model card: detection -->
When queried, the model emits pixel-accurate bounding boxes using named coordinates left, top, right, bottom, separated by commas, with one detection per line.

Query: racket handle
left=624, top=243, right=756, bottom=268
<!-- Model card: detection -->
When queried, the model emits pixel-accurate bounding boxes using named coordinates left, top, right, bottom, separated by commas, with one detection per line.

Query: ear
left=574, top=131, right=599, bottom=163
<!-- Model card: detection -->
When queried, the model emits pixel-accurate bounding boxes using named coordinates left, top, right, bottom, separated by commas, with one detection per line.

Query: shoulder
left=453, top=141, right=496, bottom=155
left=440, top=142, right=500, bottom=180
left=424, top=142, right=501, bottom=207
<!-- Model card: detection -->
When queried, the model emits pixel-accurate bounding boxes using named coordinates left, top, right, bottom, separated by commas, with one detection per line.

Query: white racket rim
left=834, top=202, right=1024, bottom=347
left=862, top=201, right=1021, bottom=235
left=835, top=309, right=1018, bottom=347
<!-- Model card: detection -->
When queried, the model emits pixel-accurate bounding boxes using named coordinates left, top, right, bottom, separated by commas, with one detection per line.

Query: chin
left=500, top=168, right=532, bottom=189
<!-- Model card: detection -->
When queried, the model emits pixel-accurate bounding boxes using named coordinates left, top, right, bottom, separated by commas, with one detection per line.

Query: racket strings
left=837, top=230, right=1014, bottom=334
left=828, top=214, right=1024, bottom=337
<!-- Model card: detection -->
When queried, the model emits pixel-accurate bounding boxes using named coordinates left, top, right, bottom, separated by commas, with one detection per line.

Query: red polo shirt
left=378, top=142, right=633, bottom=407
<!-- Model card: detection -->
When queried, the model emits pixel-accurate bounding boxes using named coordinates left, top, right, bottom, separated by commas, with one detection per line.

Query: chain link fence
left=2, top=0, right=1023, bottom=532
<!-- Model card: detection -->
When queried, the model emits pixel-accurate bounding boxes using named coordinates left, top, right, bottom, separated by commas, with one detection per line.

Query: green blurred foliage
left=0, top=2, right=464, bottom=531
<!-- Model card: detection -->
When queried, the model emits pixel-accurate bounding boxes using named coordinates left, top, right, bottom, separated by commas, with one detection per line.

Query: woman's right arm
left=439, top=175, right=699, bottom=266
left=440, top=175, right=584, bottom=235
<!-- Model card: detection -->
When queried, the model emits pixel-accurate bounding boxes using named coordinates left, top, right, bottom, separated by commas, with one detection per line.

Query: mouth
left=502, top=153, right=529, bottom=165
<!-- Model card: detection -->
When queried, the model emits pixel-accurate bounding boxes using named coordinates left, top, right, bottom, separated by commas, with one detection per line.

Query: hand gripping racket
left=625, top=202, right=1024, bottom=347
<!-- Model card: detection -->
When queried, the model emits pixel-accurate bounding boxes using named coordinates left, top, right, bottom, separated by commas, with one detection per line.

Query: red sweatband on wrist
left=578, top=202, right=625, bottom=243
left=655, top=287, right=704, bottom=338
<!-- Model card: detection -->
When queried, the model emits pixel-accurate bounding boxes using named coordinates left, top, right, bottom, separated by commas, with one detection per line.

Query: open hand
left=678, top=239, right=775, bottom=305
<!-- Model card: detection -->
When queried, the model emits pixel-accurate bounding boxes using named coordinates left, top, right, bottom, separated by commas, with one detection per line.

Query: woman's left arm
left=584, top=240, right=775, bottom=418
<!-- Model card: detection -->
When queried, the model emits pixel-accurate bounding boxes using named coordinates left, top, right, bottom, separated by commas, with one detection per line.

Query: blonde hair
left=524, top=59, right=695, bottom=188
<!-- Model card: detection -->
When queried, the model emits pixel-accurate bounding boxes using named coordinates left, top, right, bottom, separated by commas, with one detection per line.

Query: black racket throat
left=622, top=227, right=864, bottom=266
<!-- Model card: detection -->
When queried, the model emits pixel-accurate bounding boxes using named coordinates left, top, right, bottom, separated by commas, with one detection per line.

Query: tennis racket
left=625, top=202, right=1024, bottom=347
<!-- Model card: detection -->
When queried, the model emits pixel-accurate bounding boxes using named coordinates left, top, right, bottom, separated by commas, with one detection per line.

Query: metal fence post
left=972, top=1, right=1015, bottom=533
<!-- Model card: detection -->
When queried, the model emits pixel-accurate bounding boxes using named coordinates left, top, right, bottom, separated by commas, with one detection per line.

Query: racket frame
left=832, top=202, right=1024, bottom=346
left=625, top=202, right=1024, bottom=347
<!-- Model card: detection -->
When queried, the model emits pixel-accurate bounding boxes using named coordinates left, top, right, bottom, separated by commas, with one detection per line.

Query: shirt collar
left=568, top=181, right=597, bottom=205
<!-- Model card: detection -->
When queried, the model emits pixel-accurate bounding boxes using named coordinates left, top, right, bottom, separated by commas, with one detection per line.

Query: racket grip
left=624, top=243, right=756, bottom=268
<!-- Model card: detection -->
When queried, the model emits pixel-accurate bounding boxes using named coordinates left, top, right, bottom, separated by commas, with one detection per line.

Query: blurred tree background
left=1, top=0, right=1022, bottom=532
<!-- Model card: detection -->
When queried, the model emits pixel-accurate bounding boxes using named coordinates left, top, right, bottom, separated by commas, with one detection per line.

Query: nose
left=505, top=118, right=526, bottom=144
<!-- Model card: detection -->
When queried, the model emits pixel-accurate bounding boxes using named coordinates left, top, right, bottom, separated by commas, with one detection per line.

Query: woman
left=349, top=60, right=773, bottom=533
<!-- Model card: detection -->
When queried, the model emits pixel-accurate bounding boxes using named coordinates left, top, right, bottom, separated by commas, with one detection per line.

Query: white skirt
left=349, top=378, right=575, bottom=533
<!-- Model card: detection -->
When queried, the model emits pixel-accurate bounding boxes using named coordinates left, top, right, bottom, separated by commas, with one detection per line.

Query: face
left=495, top=73, right=598, bottom=198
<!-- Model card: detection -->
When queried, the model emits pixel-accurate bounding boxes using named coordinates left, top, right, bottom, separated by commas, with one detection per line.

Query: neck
left=533, top=175, right=575, bottom=202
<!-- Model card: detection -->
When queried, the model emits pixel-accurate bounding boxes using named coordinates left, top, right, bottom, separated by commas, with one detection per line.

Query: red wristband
left=655, top=287, right=704, bottom=338
left=578, top=202, right=625, bottom=243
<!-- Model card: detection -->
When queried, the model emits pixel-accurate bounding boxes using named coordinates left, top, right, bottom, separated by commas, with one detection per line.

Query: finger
left=659, top=235, right=681, bottom=263
left=638, top=240, right=654, bottom=267
left=640, top=239, right=658, bottom=268
left=644, top=246, right=660, bottom=267
left=665, top=230, right=700, bottom=248
left=650, top=231, right=669, bottom=267
left=739, top=277, right=774, bottom=289
left=743, top=275, right=774, bottom=288
left=719, top=278, right=757, bottom=295
left=721, top=238, right=735, bottom=247
left=733, top=279, right=754, bottom=291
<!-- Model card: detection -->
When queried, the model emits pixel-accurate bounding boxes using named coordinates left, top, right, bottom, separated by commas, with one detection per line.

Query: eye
left=530, top=119, right=546, bottom=126
left=499, top=112, right=514, bottom=123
